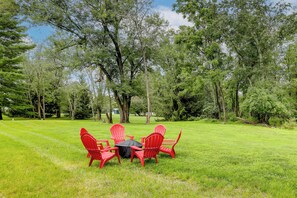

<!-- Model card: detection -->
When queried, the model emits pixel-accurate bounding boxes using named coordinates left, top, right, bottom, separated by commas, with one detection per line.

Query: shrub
left=282, top=119, right=297, bottom=130
left=228, top=112, right=237, bottom=122
left=187, top=116, right=196, bottom=121
left=269, top=117, right=286, bottom=127
left=241, top=85, right=292, bottom=124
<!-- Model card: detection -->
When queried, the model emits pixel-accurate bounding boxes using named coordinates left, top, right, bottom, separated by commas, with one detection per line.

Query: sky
left=26, top=0, right=182, bottom=43
left=25, top=0, right=297, bottom=43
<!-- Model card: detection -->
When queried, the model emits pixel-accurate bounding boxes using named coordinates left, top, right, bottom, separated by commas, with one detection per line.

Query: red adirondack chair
left=159, top=130, right=182, bottom=158
left=80, top=128, right=110, bottom=158
left=141, top=124, right=166, bottom=145
left=154, top=124, right=166, bottom=136
left=80, top=127, right=89, bottom=136
left=110, top=124, right=134, bottom=144
left=81, top=133, right=121, bottom=168
left=131, top=133, right=164, bottom=167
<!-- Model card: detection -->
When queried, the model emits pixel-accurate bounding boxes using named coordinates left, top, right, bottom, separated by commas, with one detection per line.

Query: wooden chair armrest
left=126, top=135, right=134, bottom=140
left=102, top=147, right=118, bottom=152
left=97, top=139, right=109, bottom=143
left=130, top=146, right=142, bottom=151
left=96, top=139, right=110, bottom=147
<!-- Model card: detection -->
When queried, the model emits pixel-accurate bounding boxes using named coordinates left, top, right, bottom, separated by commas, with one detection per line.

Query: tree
left=173, top=0, right=297, bottom=123
left=0, top=0, right=34, bottom=120
left=23, top=45, right=65, bottom=119
left=221, top=0, right=296, bottom=105
left=174, top=0, right=230, bottom=122
left=84, top=67, right=105, bottom=121
left=130, top=8, right=168, bottom=124
left=23, top=47, right=51, bottom=119
left=151, top=29, right=206, bottom=121
left=20, top=0, right=164, bottom=123
left=241, top=82, right=292, bottom=124
left=75, top=86, right=92, bottom=119
left=284, top=43, right=297, bottom=115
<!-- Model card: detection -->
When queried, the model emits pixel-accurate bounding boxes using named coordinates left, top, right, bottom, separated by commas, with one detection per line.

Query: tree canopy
left=0, top=0, right=34, bottom=120
left=2, top=0, right=297, bottom=126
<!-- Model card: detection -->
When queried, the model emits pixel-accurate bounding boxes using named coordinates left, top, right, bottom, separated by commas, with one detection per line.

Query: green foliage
left=282, top=119, right=297, bottom=130
left=269, top=117, right=286, bottom=127
left=19, top=0, right=166, bottom=123
left=15, top=0, right=297, bottom=124
left=241, top=84, right=292, bottom=124
left=227, top=112, right=238, bottom=122
left=74, top=88, right=91, bottom=119
left=61, top=80, right=91, bottom=120
left=0, top=0, right=35, bottom=119
left=130, top=97, right=146, bottom=116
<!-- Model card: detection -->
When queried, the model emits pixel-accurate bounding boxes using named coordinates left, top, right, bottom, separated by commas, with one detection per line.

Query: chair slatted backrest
left=80, top=128, right=89, bottom=136
left=110, top=124, right=125, bottom=144
left=81, top=134, right=102, bottom=160
left=143, top=133, right=164, bottom=158
left=154, top=124, right=166, bottom=136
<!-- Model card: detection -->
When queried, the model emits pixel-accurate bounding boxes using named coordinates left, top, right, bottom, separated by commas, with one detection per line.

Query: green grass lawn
left=1, top=116, right=297, bottom=197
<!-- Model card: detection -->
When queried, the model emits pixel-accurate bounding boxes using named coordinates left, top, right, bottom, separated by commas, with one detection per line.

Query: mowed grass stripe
left=0, top=134, right=83, bottom=197
left=0, top=131, right=81, bottom=171
left=3, top=126, right=85, bottom=154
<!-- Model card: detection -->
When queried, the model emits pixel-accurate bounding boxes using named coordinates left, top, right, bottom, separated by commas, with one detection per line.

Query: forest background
left=2, top=0, right=297, bottom=127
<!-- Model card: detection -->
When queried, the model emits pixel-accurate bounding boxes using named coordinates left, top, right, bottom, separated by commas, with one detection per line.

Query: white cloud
left=155, top=6, right=193, bottom=30
left=22, top=36, right=34, bottom=45
left=269, top=0, right=297, bottom=5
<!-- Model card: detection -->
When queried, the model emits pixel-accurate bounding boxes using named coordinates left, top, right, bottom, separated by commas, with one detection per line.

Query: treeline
left=1, top=0, right=297, bottom=125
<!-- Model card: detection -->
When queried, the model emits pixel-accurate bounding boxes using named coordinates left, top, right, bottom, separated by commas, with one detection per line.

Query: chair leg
left=170, top=152, right=175, bottom=158
left=115, top=149, right=121, bottom=164
left=130, top=150, right=135, bottom=162
left=89, top=157, right=94, bottom=166
left=87, top=153, right=90, bottom=158
left=155, top=156, right=158, bottom=164
left=100, top=160, right=106, bottom=169
left=117, top=154, right=121, bottom=164
left=170, top=149, right=176, bottom=158
left=140, top=158, right=145, bottom=167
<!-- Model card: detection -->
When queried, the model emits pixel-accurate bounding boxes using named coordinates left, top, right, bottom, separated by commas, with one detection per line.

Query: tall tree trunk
left=69, top=96, right=76, bottom=120
left=144, top=50, right=151, bottom=124
left=218, top=82, right=227, bottom=123
left=121, top=96, right=130, bottom=123
left=37, top=93, right=41, bottom=119
left=0, top=108, right=3, bottom=120
left=28, top=91, right=35, bottom=118
left=98, top=107, right=102, bottom=120
left=71, top=102, right=75, bottom=120
left=98, top=108, right=102, bottom=121
left=114, top=92, right=130, bottom=123
left=42, top=95, right=45, bottom=120
left=56, top=106, right=61, bottom=118
left=235, top=83, right=239, bottom=117
left=108, top=87, right=113, bottom=124
left=214, top=83, right=221, bottom=119
left=91, top=98, right=95, bottom=121
left=72, top=98, right=76, bottom=120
